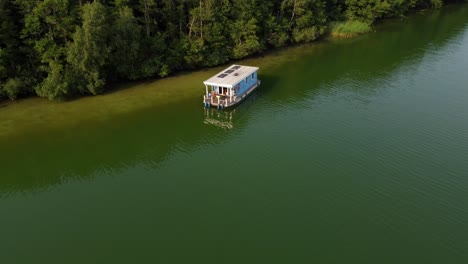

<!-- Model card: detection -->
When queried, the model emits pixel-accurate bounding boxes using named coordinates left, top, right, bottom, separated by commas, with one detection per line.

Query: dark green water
left=1, top=5, right=468, bottom=263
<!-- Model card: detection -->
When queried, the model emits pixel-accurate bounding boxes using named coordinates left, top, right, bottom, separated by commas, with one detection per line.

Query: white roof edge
left=203, top=81, right=234, bottom=88
left=203, top=65, right=259, bottom=87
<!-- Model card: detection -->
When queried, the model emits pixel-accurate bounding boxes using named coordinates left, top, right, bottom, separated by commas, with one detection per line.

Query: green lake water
left=1, top=5, right=468, bottom=263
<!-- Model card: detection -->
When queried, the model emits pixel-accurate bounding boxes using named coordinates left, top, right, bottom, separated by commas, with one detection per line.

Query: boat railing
left=203, top=93, right=237, bottom=106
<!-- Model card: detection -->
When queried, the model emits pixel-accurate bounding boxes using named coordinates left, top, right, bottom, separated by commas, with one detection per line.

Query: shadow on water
left=1, top=4, right=467, bottom=196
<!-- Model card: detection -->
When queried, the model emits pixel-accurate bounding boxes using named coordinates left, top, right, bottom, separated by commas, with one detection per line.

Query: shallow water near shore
left=1, top=4, right=468, bottom=263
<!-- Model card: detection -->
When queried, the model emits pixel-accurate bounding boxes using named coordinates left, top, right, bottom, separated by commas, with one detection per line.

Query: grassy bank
left=330, top=21, right=373, bottom=38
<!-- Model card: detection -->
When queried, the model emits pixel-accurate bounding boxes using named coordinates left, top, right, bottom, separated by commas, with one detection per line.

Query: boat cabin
left=203, top=65, right=260, bottom=109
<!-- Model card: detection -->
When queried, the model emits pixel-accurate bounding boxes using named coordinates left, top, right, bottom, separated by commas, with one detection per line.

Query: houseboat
left=203, top=65, right=260, bottom=109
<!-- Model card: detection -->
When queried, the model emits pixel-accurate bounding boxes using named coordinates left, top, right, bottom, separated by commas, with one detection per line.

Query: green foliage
left=281, top=0, right=328, bottom=43
left=110, top=6, right=142, bottom=80
left=1, top=0, right=458, bottom=100
left=330, top=20, right=372, bottom=38
left=265, top=16, right=290, bottom=47
left=68, top=1, right=110, bottom=95
left=231, top=17, right=261, bottom=58
left=1, top=0, right=36, bottom=99
left=36, top=61, right=71, bottom=99
left=139, top=35, right=170, bottom=77
left=344, top=0, right=392, bottom=22
left=230, top=0, right=262, bottom=58
left=17, top=0, right=77, bottom=99
left=2, top=78, right=24, bottom=100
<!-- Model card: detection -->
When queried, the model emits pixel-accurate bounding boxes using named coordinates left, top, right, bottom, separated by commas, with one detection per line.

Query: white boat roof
left=203, top=65, right=259, bottom=88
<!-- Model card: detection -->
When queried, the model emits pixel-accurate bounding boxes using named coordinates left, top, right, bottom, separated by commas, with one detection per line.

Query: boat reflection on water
left=203, top=108, right=236, bottom=129
left=203, top=85, right=261, bottom=130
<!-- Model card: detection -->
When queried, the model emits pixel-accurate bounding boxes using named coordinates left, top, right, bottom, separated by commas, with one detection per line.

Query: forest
left=0, top=0, right=465, bottom=100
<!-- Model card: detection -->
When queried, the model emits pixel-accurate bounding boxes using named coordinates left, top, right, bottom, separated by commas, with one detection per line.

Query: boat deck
left=204, top=80, right=260, bottom=108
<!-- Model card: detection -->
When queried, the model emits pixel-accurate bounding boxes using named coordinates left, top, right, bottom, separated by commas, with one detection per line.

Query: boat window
left=251, top=73, right=255, bottom=79
left=245, top=77, right=248, bottom=83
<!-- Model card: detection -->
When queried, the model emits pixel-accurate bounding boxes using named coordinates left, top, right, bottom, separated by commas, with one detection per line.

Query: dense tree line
left=0, top=0, right=465, bottom=100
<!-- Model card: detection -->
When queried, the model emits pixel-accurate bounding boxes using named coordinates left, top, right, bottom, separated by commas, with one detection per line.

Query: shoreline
left=0, top=4, right=466, bottom=140
left=2, top=4, right=464, bottom=104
